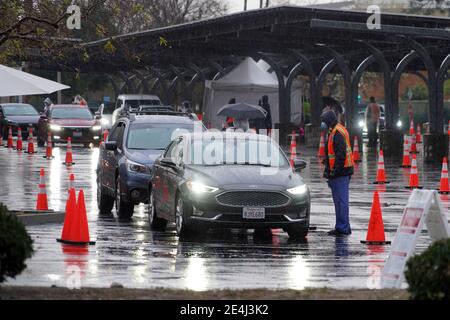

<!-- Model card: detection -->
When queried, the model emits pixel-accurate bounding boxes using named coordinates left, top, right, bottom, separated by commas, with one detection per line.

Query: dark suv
left=96, top=112, right=204, bottom=219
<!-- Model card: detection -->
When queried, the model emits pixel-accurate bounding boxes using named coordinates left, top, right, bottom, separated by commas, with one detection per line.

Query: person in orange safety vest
left=321, top=110, right=354, bottom=236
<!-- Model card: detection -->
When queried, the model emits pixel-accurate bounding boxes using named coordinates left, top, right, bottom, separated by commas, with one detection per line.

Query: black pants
left=368, top=122, right=378, bottom=147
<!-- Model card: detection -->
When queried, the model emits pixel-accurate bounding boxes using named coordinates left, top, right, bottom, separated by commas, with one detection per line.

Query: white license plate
left=243, top=207, right=265, bottom=220
left=73, top=131, right=82, bottom=137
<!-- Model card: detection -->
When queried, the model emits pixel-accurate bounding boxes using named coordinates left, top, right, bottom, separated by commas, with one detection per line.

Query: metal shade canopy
left=217, top=103, right=268, bottom=119
left=0, top=64, right=70, bottom=97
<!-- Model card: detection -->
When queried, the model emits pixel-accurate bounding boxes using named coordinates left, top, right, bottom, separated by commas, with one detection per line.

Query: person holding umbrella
left=217, top=102, right=267, bottom=133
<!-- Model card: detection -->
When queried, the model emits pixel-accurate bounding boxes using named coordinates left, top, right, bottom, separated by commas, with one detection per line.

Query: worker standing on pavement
left=321, top=110, right=354, bottom=236
left=365, top=96, right=381, bottom=148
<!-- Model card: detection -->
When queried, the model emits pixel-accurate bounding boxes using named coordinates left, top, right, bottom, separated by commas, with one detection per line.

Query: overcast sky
left=227, top=0, right=341, bottom=12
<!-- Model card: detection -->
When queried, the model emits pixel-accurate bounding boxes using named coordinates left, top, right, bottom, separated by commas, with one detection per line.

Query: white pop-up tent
left=0, top=64, right=70, bottom=97
left=203, top=57, right=303, bottom=128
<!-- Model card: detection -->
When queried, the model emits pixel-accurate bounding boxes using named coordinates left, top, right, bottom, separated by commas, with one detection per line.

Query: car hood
left=126, top=149, right=163, bottom=166
left=186, top=165, right=304, bottom=191
left=6, top=115, right=40, bottom=124
left=51, top=119, right=96, bottom=127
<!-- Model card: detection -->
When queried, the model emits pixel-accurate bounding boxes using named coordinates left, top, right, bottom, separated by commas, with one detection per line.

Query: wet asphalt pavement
left=0, top=140, right=447, bottom=290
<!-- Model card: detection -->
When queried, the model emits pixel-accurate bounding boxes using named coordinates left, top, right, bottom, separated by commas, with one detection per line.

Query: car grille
left=216, top=191, right=290, bottom=208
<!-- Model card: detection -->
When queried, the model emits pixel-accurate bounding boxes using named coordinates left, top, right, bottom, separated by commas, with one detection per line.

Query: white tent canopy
left=203, top=57, right=303, bottom=128
left=0, top=64, right=70, bottom=97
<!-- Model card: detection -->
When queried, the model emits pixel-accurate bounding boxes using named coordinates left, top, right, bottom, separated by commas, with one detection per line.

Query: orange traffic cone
left=58, top=189, right=95, bottom=246
left=64, top=137, right=75, bottom=166
left=439, top=158, right=450, bottom=194
left=361, top=192, right=391, bottom=245
left=44, top=132, right=54, bottom=159
left=374, top=150, right=390, bottom=184
left=15, top=127, right=23, bottom=151
left=100, top=130, right=109, bottom=145
left=6, top=126, right=13, bottom=148
left=317, top=132, right=326, bottom=158
left=36, top=169, right=49, bottom=211
left=25, top=128, right=36, bottom=154
left=410, top=133, right=418, bottom=154
left=60, top=188, right=77, bottom=243
left=409, top=119, right=415, bottom=136
left=416, top=124, right=422, bottom=144
left=353, top=136, right=361, bottom=163
left=400, top=136, right=411, bottom=168
left=406, top=154, right=422, bottom=189
left=289, top=131, right=297, bottom=167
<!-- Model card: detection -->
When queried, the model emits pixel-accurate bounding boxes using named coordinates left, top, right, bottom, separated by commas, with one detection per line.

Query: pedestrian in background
left=321, top=110, right=354, bottom=236
left=365, top=96, right=381, bottom=147
left=261, top=95, right=272, bottom=131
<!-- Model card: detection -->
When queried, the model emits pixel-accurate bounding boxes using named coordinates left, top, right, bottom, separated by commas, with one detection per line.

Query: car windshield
left=3, top=105, right=38, bottom=116
left=51, top=107, right=93, bottom=120
left=127, top=123, right=195, bottom=150
left=188, top=138, right=289, bottom=167
left=126, top=100, right=160, bottom=110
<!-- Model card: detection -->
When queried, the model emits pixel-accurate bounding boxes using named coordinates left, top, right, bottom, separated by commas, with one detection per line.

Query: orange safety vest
left=328, top=124, right=354, bottom=171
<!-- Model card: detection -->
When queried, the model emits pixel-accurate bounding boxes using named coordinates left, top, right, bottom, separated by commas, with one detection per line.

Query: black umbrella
left=217, top=103, right=267, bottom=119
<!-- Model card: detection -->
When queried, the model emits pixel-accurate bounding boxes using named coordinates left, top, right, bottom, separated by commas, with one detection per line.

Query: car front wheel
left=287, top=222, right=309, bottom=240
left=175, top=196, right=198, bottom=240
left=115, top=176, right=134, bottom=219
left=97, top=176, right=114, bottom=215
left=148, top=188, right=167, bottom=231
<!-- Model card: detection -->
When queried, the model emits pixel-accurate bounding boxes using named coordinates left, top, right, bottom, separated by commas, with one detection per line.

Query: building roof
left=26, top=5, right=450, bottom=75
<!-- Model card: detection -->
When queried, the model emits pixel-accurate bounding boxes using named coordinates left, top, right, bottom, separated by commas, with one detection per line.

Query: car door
left=164, top=138, right=185, bottom=220
left=101, top=122, right=121, bottom=191
left=155, top=139, right=181, bottom=220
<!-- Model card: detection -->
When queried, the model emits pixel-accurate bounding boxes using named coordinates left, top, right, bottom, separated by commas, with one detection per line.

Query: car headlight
left=397, top=120, right=403, bottom=128
left=49, top=124, right=62, bottom=132
left=101, top=118, right=110, bottom=126
left=126, top=160, right=151, bottom=174
left=187, top=181, right=218, bottom=194
left=358, top=120, right=365, bottom=128
left=92, top=125, right=102, bottom=131
left=287, top=184, right=308, bottom=196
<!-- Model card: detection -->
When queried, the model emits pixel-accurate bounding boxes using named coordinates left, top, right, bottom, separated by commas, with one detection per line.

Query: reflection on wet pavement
left=0, top=142, right=447, bottom=290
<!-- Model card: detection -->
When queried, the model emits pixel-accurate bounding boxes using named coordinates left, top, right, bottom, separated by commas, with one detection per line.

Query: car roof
left=127, top=115, right=198, bottom=124
left=117, top=94, right=161, bottom=100
left=51, top=104, right=89, bottom=108
left=1, top=103, right=35, bottom=107
left=182, top=132, right=271, bottom=141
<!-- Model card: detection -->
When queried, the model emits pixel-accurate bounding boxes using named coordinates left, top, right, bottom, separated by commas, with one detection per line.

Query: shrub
left=0, top=203, right=34, bottom=283
left=405, top=238, right=450, bottom=300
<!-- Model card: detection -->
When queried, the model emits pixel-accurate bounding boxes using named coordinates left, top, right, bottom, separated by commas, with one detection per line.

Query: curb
left=11, top=210, right=65, bottom=226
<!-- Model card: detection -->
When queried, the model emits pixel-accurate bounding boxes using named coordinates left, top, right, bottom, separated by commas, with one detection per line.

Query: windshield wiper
left=231, top=162, right=273, bottom=167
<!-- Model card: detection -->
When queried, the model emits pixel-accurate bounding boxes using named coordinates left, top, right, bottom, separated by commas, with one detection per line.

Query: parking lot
left=0, top=141, right=445, bottom=291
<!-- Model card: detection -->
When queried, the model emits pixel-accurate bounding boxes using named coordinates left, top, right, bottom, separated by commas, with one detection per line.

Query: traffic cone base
left=57, top=239, right=96, bottom=246
left=361, top=240, right=391, bottom=245
left=57, top=190, right=95, bottom=246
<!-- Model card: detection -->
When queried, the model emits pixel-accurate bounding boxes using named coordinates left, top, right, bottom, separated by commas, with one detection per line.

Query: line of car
left=1, top=96, right=312, bottom=241
left=96, top=104, right=311, bottom=240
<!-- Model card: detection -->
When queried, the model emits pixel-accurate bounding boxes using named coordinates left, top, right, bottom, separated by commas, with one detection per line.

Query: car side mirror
left=105, top=141, right=117, bottom=151
left=293, top=159, right=307, bottom=172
